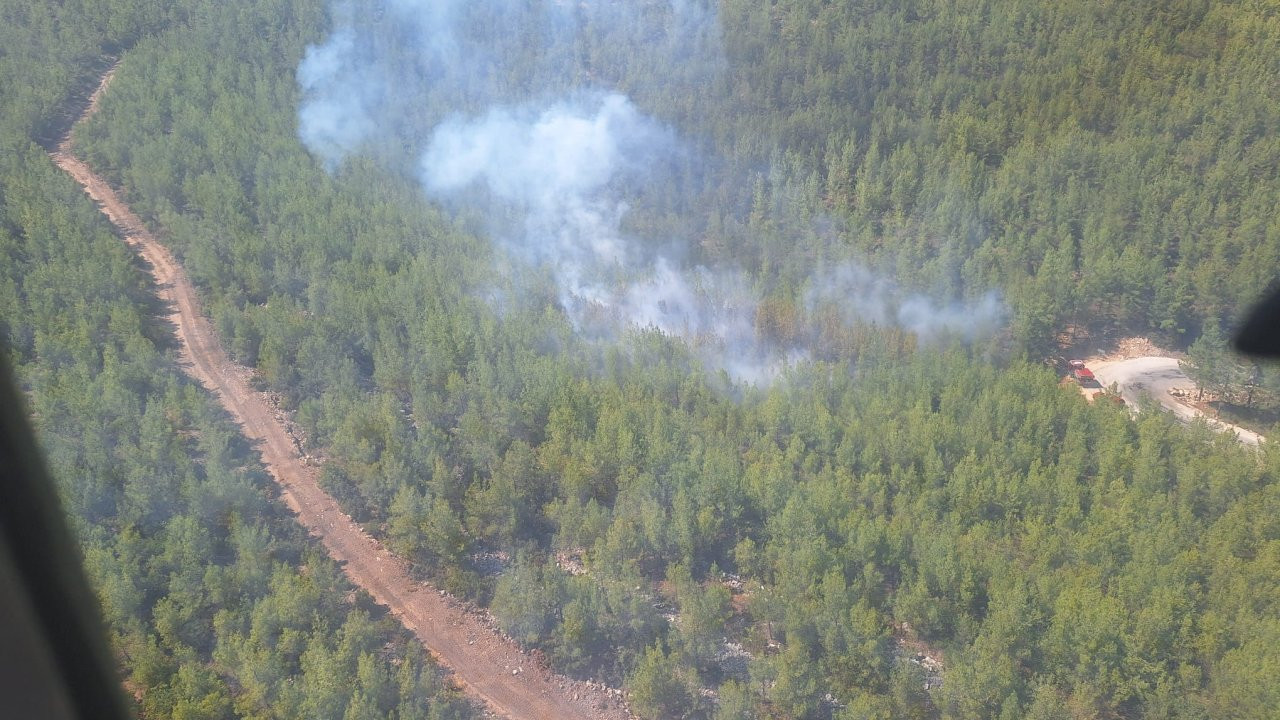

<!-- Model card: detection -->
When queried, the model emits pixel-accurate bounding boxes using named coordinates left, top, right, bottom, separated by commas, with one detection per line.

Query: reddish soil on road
left=52, top=62, right=628, bottom=720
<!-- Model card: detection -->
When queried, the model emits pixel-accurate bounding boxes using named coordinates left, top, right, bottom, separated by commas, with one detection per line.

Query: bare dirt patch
left=1088, top=353, right=1262, bottom=447
left=1057, top=336, right=1173, bottom=403
left=53, top=62, right=629, bottom=720
left=1072, top=335, right=1173, bottom=365
left=1054, top=335, right=1262, bottom=445
left=1093, top=337, right=1170, bottom=364
left=893, top=623, right=944, bottom=692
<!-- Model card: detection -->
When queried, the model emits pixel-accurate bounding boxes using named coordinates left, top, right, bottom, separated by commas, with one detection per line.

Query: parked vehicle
left=1068, top=359, right=1096, bottom=385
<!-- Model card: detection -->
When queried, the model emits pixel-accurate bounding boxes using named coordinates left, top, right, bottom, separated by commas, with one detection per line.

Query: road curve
left=1091, top=356, right=1264, bottom=446
left=51, top=62, right=627, bottom=720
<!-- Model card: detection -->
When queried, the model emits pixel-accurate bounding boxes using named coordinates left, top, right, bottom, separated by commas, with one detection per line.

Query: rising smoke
left=297, top=0, right=1004, bottom=384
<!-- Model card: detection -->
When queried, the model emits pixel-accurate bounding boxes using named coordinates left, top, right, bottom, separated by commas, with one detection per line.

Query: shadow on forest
left=129, top=267, right=185, bottom=357
left=1208, top=401, right=1279, bottom=436
left=35, top=54, right=119, bottom=152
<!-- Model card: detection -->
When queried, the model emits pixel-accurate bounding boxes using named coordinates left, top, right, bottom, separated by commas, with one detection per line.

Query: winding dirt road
left=52, top=62, right=627, bottom=720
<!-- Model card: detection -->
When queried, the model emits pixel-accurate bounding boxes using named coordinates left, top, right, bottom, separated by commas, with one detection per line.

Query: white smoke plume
left=297, top=26, right=374, bottom=167
left=297, top=0, right=1006, bottom=384
left=806, top=263, right=1007, bottom=343
left=418, top=93, right=684, bottom=329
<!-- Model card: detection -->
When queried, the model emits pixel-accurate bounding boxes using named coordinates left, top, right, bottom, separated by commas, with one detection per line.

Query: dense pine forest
left=5, top=0, right=1280, bottom=719
left=0, top=2, right=475, bottom=719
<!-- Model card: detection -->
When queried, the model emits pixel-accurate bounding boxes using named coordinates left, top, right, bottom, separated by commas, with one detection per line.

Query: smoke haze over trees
left=297, top=0, right=1006, bottom=382
left=5, top=0, right=1280, bottom=718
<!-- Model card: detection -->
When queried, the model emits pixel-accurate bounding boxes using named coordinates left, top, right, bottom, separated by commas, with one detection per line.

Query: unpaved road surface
left=1091, top=356, right=1264, bottom=446
left=53, top=63, right=627, bottom=720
